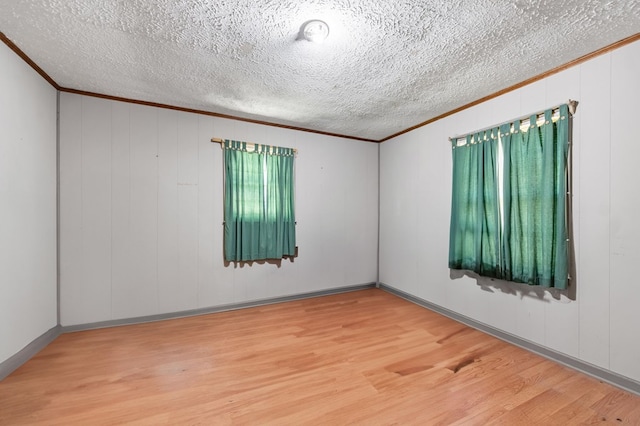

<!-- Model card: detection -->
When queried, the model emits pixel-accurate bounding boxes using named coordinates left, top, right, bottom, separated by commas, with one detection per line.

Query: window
left=448, top=104, right=571, bottom=289
left=223, top=140, right=296, bottom=262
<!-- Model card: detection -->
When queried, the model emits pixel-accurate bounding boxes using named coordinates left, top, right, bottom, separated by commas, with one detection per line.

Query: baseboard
left=62, top=283, right=377, bottom=333
left=379, top=283, right=640, bottom=397
left=0, top=325, right=62, bottom=381
left=1, top=284, right=377, bottom=381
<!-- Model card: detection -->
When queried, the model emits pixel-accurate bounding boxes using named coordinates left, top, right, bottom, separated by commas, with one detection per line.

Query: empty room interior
left=1, top=1, right=640, bottom=424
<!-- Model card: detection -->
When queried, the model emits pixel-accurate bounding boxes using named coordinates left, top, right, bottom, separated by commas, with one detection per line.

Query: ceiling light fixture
left=302, top=20, right=329, bottom=43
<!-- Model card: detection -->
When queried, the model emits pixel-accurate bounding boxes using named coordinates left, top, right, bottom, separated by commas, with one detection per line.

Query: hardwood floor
left=1, top=289, right=639, bottom=425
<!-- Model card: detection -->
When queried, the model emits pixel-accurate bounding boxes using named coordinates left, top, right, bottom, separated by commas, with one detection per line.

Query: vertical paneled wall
left=59, top=93, right=379, bottom=326
left=0, top=43, right=57, bottom=363
left=379, top=40, right=640, bottom=383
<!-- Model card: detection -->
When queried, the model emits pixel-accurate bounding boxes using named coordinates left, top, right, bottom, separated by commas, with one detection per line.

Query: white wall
left=0, top=43, right=58, bottom=363
left=59, top=94, right=379, bottom=326
left=380, top=39, right=640, bottom=383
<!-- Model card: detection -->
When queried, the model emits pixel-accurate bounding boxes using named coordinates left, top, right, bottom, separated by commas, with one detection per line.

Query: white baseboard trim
left=379, top=283, right=640, bottom=396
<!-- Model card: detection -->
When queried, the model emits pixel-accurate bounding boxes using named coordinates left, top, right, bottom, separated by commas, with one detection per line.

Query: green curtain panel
left=449, top=104, right=570, bottom=289
left=448, top=129, right=501, bottom=277
left=224, top=140, right=296, bottom=262
left=502, top=105, right=569, bottom=288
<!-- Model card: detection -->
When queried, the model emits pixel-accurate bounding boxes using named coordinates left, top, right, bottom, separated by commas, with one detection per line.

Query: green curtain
left=448, top=129, right=501, bottom=277
left=449, top=104, right=569, bottom=289
left=224, top=140, right=296, bottom=262
left=502, top=105, right=569, bottom=288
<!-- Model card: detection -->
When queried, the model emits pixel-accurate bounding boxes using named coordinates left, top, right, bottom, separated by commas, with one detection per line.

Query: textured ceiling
left=1, top=1, right=639, bottom=141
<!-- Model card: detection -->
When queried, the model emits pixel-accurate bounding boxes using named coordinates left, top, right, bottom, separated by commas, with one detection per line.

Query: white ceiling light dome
left=302, top=20, right=329, bottom=43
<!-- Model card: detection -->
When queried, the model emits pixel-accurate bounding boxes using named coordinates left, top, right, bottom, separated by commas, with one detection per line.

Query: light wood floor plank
left=1, top=289, right=638, bottom=425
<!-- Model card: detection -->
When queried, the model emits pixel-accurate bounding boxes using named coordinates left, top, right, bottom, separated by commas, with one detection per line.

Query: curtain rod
left=210, top=137, right=298, bottom=154
left=448, top=99, right=578, bottom=142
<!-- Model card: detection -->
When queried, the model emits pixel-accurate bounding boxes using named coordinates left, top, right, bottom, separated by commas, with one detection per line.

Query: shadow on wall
left=224, top=256, right=296, bottom=269
left=449, top=269, right=577, bottom=302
